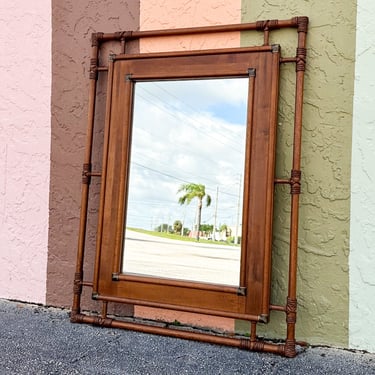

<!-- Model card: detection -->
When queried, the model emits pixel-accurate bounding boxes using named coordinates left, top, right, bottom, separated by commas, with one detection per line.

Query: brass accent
left=114, top=31, right=133, bottom=40
left=296, top=47, right=307, bottom=72
left=256, top=19, right=279, bottom=31
left=290, top=169, right=301, bottom=195
left=286, top=297, right=297, bottom=324
left=248, top=68, right=256, bottom=77
left=89, top=58, right=98, bottom=80
left=284, top=339, right=297, bottom=358
left=73, top=272, right=83, bottom=295
left=92, top=316, right=114, bottom=327
left=296, top=16, right=309, bottom=33
left=237, top=286, right=247, bottom=296
left=82, top=163, right=91, bottom=185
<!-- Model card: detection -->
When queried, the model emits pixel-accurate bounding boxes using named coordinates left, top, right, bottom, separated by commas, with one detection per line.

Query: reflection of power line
left=130, top=199, right=178, bottom=205
left=132, top=152, right=219, bottom=187
left=136, top=85, right=244, bottom=154
left=134, top=95, right=229, bottom=171
left=213, top=190, right=237, bottom=198
left=145, top=81, right=246, bottom=150
left=131, top=161, right=238, bottom=199
left=132, top=161, right=191, bottom=184
left=127, top=213, right=153, bottom=219
left=131, top=91, right=246, bottom=192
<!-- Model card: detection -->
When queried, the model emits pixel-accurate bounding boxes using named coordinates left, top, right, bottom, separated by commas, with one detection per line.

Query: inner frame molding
left=72, top=17, right=309, bottom=358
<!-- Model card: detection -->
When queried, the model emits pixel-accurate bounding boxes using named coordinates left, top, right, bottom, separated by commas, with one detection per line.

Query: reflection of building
left=188, top=230, right=203, bottom=239
left=1, top=0, right=375, bottom=353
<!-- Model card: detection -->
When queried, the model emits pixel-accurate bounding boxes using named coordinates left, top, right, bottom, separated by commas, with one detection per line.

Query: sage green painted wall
left=238, top=1, right=356, bottom=347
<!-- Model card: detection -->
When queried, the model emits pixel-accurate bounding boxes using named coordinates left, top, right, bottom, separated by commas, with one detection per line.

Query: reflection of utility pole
left=181, top=206, right=187, bottom=236
left=194, top=204, right=199, bottom=235
left=167, top=215, right=171, bottom=233
left=234, top=174, right=242, bottom=245
left=213, top=186, right=219, bottom=241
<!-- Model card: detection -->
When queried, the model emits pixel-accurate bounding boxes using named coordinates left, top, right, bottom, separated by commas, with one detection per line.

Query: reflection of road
left=123, top=230, right=240, bottom=286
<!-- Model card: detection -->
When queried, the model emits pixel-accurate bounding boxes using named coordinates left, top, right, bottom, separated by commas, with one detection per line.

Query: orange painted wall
left=135, top=0, right=242, bottom=332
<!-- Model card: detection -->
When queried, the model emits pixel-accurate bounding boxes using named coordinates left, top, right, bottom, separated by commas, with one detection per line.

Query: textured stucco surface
left=350, top=0, right=375, bottom=353
left=239, top=1, right=355, bottom=347
left=140, top=0, right=241, bottom=52
left=47, top=0, right=140, bottom=309
left=0, top=1, right=51, bottom=303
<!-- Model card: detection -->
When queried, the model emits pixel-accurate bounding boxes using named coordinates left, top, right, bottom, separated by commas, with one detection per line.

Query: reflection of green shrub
left=173, top=220, right=182, bottom=234
left=228, top=236, right=241, bottom=245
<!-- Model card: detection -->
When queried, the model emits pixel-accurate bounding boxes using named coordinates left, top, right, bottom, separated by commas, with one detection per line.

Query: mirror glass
left=122, top=78, right=248, bottom=286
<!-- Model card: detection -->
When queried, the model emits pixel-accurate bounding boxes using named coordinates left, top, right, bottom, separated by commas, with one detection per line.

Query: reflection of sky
left=126, top=78, right=248, bottom=232
left=210, top=102, right=247, bottom=125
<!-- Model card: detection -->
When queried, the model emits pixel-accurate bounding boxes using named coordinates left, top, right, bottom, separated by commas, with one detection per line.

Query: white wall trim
left=349, top=0, right=375, bottom=353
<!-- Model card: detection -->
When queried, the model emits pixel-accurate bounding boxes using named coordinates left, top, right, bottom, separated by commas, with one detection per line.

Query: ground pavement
left=0, top=299, right=374, bottom=374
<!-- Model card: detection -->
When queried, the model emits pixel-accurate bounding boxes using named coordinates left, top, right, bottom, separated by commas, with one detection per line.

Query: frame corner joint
left=92, top=293, right=99, bottom=300
left=237, top=286, right=247, bottom=296
left=271, top=44, right=280, bottom=53
left=247, top=68, right=256, bottom=77
left=259, top=314, right=269, bottom=324
left=91, top=32, right=104, bottom=47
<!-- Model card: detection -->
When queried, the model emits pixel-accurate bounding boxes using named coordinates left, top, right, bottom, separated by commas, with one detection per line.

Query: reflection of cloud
left=126, top=78, right=248, bottom=231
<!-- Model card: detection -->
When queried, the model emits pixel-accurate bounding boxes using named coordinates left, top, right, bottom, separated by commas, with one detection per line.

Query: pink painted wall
left=136, top=0, right=241, bottom=331
left=0, top=1, right=51, bottom=303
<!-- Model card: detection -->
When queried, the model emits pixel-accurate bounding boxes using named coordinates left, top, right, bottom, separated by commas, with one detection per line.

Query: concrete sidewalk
left=0, top=299, right=374, bottom=375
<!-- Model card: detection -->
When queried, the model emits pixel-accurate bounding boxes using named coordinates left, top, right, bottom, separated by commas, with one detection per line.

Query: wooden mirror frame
left=72, top=17, right=308, bottom=358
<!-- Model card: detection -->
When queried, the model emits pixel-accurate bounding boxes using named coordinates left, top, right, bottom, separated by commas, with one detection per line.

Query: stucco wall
left=350, top=0, right=375, bottom=353
left=0, top=1, right=51, bottom=303
left=240, top=1, right=356, bottom=347
left=139, top=0, right=241, bottom=52
left=47, top=0, right=140, bottom=309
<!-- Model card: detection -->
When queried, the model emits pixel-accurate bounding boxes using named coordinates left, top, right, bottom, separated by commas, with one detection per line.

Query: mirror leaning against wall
left=123, top=78, right=248, bottom=286
left=72, top=15, right=308, bottom=359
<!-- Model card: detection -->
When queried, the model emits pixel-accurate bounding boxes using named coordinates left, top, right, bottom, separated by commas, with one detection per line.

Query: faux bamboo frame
left=71, top=16, right=309, bottom=358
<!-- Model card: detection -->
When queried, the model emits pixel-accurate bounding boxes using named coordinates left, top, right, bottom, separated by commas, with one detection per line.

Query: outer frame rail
left=72, top=16, right=309, bottom=358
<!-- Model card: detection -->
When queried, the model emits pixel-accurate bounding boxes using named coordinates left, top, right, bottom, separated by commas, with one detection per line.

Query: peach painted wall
left=135, top=0, right=241, bottom=331
left=0, top=1, right=51, bottom=303
left=140, top=0, right=241, bottom=52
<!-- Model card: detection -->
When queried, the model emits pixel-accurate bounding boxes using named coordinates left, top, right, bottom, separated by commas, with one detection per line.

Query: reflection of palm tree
left=177, top=183, right=211, bottom=241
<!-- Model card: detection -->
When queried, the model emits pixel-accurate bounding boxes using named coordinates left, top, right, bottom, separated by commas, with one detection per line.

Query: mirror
left=122, top=78, right=248, bottom=286
left=94, top=47, right=280, bottom=317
